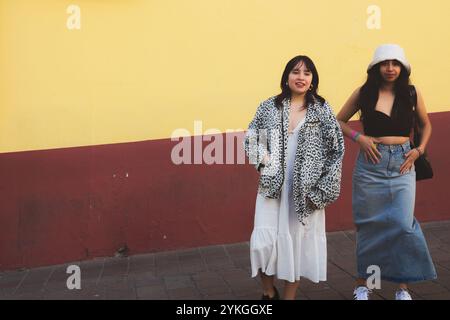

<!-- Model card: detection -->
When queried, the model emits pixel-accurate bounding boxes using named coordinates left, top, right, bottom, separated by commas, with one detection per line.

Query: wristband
left=351, top=130, right=361, bottom=142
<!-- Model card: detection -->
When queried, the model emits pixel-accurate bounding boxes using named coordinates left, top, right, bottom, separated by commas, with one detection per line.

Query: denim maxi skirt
left=352, top=141, right=437, bottom=283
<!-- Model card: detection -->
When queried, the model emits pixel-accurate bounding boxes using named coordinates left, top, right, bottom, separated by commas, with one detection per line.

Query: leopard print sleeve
left=308, top=102, right=345, bottom=209
left=243, top=101, right=269, bottom=171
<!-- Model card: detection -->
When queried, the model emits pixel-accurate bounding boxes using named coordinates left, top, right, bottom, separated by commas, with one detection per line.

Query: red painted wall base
left=1, top=112, right=449, bottom=271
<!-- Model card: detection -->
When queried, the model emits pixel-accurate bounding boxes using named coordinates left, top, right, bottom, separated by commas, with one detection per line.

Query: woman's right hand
left=262, top=154, right=270, bottom=166
left=258, top=154, right=271, bottom=174
left=357, top=135, right=382, bottom=164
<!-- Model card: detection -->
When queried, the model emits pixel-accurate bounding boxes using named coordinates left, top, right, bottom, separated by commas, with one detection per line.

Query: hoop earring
left=309, top=85, right=314, bottom=91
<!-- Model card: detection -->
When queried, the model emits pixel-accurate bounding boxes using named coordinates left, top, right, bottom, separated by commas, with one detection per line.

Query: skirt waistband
left=374, top=141, right=411, bottom=152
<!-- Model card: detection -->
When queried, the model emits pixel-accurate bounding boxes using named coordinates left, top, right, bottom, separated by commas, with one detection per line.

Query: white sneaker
left=353, top=286, right=371, bottom=300
left=395, top=289, right=412, bottom=300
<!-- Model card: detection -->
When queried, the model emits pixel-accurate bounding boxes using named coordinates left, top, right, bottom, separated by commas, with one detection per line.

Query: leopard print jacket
left=243, top=96, right=345, bottom=223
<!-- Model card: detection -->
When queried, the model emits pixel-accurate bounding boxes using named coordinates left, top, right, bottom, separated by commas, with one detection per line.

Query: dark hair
left=275, top=55, right=325, bottom=109
left=357, top=61, right=413, bottom=122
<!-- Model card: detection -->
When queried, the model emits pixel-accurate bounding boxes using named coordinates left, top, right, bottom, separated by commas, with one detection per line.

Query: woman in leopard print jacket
left=243, top=55, right=345, bottom=300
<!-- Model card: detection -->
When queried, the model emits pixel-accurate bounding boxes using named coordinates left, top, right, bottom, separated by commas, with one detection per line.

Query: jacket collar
left=282, top=97, right=321, bottom=124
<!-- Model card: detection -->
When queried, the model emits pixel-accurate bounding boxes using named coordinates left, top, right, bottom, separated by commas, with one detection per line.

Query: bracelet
left=415, top=147, right=424, bottom=156
left=351, top=130, right=361, bottom=142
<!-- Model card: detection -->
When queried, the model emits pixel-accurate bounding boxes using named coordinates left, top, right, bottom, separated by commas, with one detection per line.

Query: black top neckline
left=373, top=110, right=392, bottom=118
left=363, top=104, right=413, bottom=138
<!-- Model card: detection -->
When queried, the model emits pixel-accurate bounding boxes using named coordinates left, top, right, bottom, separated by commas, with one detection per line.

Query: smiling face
left=379, top=59, right=402, bottom=83
left=287, top=61, right=313, bottom=96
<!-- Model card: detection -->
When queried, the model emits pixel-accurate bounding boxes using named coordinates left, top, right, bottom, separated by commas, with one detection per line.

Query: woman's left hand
left=400, top=148, right=420, bottom=174
left=306, top=197, right=318, bottom=210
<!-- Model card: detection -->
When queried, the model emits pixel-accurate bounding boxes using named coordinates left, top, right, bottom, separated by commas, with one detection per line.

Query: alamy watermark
left=67, top=5, right=81, bottom=30
left=66, top=265, right=81, bottom=290
left=170, top=120, right=281, bottom=177
left=366, top=265, right=381, bottom=290
left=367, top=5, right=381, bottom=30
left=170, top=120, right=247, bottom=165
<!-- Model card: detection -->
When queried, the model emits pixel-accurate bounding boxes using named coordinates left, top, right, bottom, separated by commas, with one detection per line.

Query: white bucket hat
left=367, top=44, right=411, bottom=75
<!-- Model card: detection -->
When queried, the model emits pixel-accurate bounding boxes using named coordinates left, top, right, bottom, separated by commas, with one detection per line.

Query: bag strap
left=409, top=85, right=417, bottom=110
left=409, top=86, right=419, bottom=132
left=409, top=85, right=420, bottom=145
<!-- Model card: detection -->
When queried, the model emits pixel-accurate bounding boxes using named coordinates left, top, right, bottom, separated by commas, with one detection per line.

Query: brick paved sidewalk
left=1, top=221, right=450, bottom=300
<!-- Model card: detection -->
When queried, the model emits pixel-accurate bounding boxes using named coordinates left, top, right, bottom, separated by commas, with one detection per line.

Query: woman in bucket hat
left=336, top=44, right=437, bottom=300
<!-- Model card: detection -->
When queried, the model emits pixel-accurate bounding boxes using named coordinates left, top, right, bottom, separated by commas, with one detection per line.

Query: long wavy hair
left=275, top=55, right=325, bottom=109
left=357, top=61, right=414, bottom=123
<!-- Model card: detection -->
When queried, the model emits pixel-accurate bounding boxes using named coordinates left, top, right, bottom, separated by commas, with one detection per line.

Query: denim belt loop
left=401, top=141, right=410, bottom=153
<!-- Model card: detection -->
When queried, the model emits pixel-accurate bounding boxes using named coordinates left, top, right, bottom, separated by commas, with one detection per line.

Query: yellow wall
left=1, top=0, right=450, bottom=153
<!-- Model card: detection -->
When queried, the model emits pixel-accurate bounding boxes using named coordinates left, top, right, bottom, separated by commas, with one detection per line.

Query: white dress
left=249, top=117, right=327, bottom=283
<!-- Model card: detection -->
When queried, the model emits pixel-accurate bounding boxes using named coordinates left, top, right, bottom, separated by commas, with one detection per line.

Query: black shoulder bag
left=409, top=86, right=433, bottom=181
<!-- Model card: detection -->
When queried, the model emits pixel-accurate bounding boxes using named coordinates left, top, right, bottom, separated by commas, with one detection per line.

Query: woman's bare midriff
left=374, top=136, right=410, bottom=145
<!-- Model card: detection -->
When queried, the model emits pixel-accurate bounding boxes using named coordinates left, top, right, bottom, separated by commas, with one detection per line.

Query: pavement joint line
left=12, top=270, right=29, bottom=295
left=188, top=273, right=204, bottom=300
left=326, top=285, right=347, bottom=300
left=328, top=260, right=356, bottom=279
left=340, top=230, right=355, bottom=243
left=217, top=271, right=234, bottom=299
left=436, top=261, right=450, bottom=271
left=41, top=266, right=56, bottom=292
left=124, top=257, right=131, bottom=280
left=198, top=246, right=210, bottom=273
left=94, top=258, right=106, bottom=286
left=430, top=268, right=450, bottom=292
left=175, top=248, right=181, bottom=276
left=437, top=245, right=450, bottom=254
left=222, top=244, right=234, bottom=265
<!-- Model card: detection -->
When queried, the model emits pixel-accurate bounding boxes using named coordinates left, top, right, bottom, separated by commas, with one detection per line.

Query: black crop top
left=363, top=110, right=412, bottom=137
